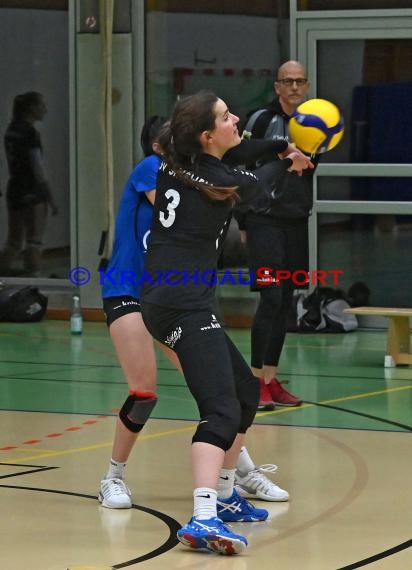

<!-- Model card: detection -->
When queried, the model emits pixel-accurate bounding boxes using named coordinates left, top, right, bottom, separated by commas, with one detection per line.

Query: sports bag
left=0, top=284, right=48, bottom=322
left=288, top=287, right=358, bottom=333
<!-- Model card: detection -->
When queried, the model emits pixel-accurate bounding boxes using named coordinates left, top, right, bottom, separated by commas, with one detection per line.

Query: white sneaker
left=98, top=477, right=132, bottom=509
left=235, top=464, right=289, bottom=502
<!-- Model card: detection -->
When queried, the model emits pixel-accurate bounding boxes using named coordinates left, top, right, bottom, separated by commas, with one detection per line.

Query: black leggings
left=141, top=302, right=259, bottom=451
left=251, top=285, right=294, bottom=369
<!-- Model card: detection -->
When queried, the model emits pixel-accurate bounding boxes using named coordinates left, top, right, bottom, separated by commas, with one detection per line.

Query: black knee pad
left=192, top=395, right=241, bottom=451
left=237, top=375, right=260, bottom=432
left=119, top=390, right=158, bottom=433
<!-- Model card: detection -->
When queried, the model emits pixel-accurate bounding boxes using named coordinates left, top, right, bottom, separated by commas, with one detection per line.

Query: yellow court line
left=2, top=385, right=411, bottom=464
left=256, top=402, right=314, bottom=418
left=0, top=425, right=196, bottom=464
left=320, top=383, right=412, bottom=405
left=257, top=383, right=412, bottom=418
left=1, top=442, right=114, bottom=464
left=284, top=343, right=387, bottom=352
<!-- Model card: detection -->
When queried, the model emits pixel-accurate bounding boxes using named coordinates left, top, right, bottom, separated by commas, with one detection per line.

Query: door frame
left=290, top=1, right=412, bottom=294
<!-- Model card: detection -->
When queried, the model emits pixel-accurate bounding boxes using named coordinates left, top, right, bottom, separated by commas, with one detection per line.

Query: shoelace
left=217, top=499, right=242, bottom=514
left=192, top=518, right=227, bottom=532
left=245, top=465, right=280, bottom=493
left=257, top=463, right=278, bottom=475
left=218, top=494, right=254, bottom=514
left=104, top=478, right=130, bottom=497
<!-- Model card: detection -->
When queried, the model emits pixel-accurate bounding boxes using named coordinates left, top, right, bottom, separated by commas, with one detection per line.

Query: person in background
left=140, top=91, right=311, bottom=554
left=235, top=60, right=320, bottom=410
left=0, top=92, right=58, bottom=276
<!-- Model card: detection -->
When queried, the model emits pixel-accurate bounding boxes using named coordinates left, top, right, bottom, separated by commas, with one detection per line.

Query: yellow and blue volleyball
left=289, top=98, right=344, bottom=154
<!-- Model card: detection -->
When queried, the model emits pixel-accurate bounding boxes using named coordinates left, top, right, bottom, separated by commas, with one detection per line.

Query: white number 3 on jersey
left=159, top=188, right=181, bottom=228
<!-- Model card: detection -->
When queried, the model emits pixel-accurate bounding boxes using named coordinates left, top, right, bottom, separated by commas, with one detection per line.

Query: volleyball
left=289, top=98, right=344, bottom=154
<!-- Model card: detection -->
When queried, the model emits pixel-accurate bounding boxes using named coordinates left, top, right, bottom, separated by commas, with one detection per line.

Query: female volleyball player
left=140, top=91, right=312, bottom=555
left=98, top=115, right=303, bottom=519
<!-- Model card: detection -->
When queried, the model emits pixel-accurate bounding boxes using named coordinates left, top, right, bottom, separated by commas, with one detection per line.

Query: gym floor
left=1, top=320, right=411, bottom=570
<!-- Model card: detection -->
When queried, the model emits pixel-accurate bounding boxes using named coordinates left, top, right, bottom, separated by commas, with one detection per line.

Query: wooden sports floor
left=1, top=320, right=411, bottom=570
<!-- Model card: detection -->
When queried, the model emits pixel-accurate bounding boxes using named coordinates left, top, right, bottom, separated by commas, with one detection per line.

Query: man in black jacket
left=236, top=60, right=320, bottom=410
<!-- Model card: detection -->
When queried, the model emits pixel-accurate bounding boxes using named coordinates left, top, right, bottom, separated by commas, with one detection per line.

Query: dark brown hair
left=158, top=90, right=238, bottom=204
left=140, top=115, right=166, bottom=157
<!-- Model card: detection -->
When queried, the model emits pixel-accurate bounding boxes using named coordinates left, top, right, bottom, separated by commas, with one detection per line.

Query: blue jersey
left=101, top=154, right=160, bottom=299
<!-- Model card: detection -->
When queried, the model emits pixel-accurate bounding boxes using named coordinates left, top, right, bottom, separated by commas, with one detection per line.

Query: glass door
left=0, top=3, right=70, bottom=281
left=292, top=3, right=412, bottom=307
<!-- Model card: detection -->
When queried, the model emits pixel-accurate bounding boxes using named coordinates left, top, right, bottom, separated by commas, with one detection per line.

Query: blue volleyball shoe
left=177, top=516, right=247, bottom=555
left=217, top=488, right=269, bottom=522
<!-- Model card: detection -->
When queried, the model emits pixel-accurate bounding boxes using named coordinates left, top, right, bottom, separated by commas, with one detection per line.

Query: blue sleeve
left=131, top=154, right=160, bottom=193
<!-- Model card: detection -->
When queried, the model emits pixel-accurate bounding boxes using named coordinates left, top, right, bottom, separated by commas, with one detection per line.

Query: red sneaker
left=258, top=378, right=275, bottom=410
left=268, top=378, right=302, bottom=407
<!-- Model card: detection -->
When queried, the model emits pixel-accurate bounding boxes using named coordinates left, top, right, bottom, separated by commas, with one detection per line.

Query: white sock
left=217, top=468, right=235, bottom=499
left=236, top=446, right=256, bottom=476
left=106, top=458, right=126, bottom=480
left=193, top=487, right=217, bottom=520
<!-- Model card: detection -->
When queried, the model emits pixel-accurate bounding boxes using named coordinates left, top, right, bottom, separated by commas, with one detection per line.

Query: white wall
left=146, top=13, right=283, bottom=70
left=144, top=12, right=288, bottom=120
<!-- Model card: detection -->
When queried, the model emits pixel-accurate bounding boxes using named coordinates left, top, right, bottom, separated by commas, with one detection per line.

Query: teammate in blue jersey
left=98, top=116, right=181, bottom=508
left=100, top=157, right=157, bottom=300
left=98, top=114, right=300, bottom=517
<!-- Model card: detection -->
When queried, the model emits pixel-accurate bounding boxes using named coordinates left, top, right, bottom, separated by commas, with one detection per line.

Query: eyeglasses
left=276, top=78, right=308, bottom=86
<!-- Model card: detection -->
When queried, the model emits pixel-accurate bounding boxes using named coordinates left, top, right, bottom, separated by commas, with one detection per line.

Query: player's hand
left=239, top=230, right=247, bottom=245
left=286, top=151, right=314, bottom=176
left=279, top=144, right=314, bottom=173
left=278, top=142, right=299, bottom=159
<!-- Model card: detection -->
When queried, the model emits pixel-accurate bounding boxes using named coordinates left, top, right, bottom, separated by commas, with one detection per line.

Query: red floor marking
left=0, top=415, right=110, bottom=451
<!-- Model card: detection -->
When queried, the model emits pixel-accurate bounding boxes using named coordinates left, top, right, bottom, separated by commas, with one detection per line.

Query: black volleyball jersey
left=142, top=144, right=289, bottom=310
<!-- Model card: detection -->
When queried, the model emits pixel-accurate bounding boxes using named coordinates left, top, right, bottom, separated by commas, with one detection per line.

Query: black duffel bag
left=0, top=284, right=48, bottom=322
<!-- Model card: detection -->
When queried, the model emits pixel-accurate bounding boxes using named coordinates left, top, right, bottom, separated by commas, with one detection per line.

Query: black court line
left=305, top=400, right=412, bottom=431
left=0, top=485, right=180, bottom=566
left=5, top=369, right=409, bottom=390
left=0, top=359, right=120, bottom=368
left=2, top=406, right=410, bottom=433
left=4, top=358, right=412, bottom=385
left=0, top=367, right=186, bottom=387
left=337, top=539, right=412, bottom=569
left=0, top=366, right=99, bottom=379
left=267, top=370, right=412, bottom=383
left=0, top=374, right=132, bottom=384
left=282, top=402, right=412, bottom=569
left=0, top=462, right=59, bottom=479
left=0, top=374, right=186, bottom=388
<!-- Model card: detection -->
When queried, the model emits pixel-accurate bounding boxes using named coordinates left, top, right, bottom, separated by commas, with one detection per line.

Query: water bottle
left=70, top=294, right=83, bottom=335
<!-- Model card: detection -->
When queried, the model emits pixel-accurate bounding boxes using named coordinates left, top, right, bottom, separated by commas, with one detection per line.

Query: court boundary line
left=0, top=484, right=180, bottom=567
